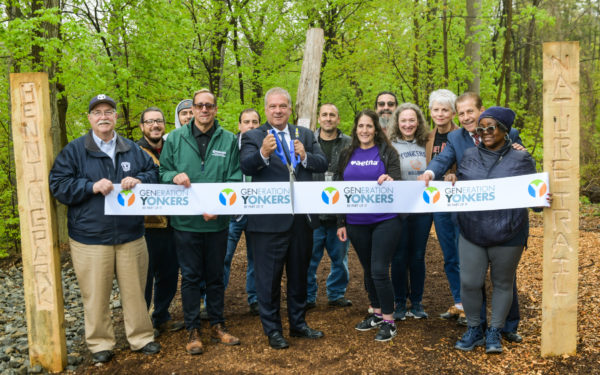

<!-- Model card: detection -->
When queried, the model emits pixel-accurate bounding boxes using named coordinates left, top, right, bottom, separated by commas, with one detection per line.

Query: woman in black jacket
left=451, top=107, right=549, bottom=354
left=336, top=109, right=402, bottom=342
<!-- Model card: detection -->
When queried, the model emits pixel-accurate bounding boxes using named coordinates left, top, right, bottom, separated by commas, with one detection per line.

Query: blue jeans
left=433, top=212, right=461, bottom=304
left=307, top=224, right=350, bottom=303
left=144, top=227, right=179, bottom=327
left=392, top=213, right=432, bottom=307
left=223, top=216, right=257, bottom=305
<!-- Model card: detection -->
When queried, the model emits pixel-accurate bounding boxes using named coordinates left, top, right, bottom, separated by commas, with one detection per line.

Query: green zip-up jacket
left=159, top=119, right=242, bottom=232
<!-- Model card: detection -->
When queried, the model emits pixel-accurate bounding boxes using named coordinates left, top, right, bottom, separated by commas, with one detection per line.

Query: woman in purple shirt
left=336, top=109, right=402, bottom=342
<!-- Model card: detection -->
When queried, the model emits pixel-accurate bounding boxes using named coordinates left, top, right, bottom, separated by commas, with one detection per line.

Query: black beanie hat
left=478, top=106, right=516, bottom=132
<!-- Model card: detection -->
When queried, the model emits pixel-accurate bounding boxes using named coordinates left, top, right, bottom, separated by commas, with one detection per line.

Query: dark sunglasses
left=475, top=125, right=498, bottom=135
left=377, top=101, right=396, bottom=107
left=193, top=102, right=216, bottom=110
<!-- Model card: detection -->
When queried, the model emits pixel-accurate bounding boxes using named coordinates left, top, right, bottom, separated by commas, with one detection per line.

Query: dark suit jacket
left=240, top=122, right=328, bottom=232
left=426, top=127, right=523, bottom=180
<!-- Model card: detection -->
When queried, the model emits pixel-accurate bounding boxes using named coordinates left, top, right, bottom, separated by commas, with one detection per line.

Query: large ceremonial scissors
left=269, top=128, right=300, bottom=214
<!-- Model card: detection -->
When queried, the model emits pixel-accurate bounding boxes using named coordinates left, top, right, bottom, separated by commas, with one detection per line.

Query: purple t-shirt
left=343, top=146, right=398, bottom=225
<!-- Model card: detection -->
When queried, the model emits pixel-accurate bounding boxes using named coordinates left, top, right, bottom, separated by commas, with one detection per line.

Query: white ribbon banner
left=105, top=173, right=550, bottom=215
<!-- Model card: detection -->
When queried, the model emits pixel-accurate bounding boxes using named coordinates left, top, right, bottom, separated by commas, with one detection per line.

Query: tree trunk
left=232, top=17, right=245, bottom=104
left=496, top=0, right=513, bottom=105
left=442, top=0, right=449, bottom=86
left=30, top=0, right=69, bottom=245
left=412, top=0, right=420, bottom=104
left=465, top=0, right=481, bottom=93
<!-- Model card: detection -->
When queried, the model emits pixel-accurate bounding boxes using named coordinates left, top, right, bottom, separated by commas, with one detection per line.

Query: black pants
left=144, top=226, right=179, bottom=327
left=347, top=217, right=402, bottom=315
left=174, top=229, right=227, bottom=330
left=248, top=216, right=313, bottom=336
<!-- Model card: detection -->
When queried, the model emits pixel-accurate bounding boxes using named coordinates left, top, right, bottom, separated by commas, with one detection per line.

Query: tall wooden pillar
left=10, top=72, right=66, bottom=371
left=296, top=28, right=325, bottom=130
left=541, top=42, right=579, bottom=356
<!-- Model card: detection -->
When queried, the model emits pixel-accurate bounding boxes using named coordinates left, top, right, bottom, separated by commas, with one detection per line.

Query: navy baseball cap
left=89, top=94, right=117, bottom=113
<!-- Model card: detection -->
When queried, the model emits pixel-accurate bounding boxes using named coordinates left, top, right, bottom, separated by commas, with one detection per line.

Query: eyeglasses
left=90, top=110, right=116, bottom=117
left=193, top=102, right=216, bottom=110
left=143, top=119, right=165, bottom=125
left=377, top=101, right=396, bottom=107
left=475, top=125, right=498, bottom=135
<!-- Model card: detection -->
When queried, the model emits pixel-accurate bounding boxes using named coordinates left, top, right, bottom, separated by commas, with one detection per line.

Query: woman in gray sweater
left=388, top=103, right=432, bottom=321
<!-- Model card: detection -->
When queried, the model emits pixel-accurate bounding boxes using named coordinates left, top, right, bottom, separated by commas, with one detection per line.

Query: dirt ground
left=72, top=207, right=600, bottom=374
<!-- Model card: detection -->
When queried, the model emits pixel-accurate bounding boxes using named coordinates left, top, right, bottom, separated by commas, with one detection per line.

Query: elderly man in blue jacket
left=50, top=94, right=160, bottom=364
left=419, top=92, right=525, bottom=343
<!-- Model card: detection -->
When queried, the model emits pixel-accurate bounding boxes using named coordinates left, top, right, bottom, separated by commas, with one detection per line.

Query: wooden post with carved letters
left=296, top=28, right=325, bottom=131
left=541, top=42, right=579, bottom=356
left=10, top=73, right=66, bottom=371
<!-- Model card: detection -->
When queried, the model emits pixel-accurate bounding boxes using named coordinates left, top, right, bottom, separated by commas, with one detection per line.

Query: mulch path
left=72, top=206, right=600, bottom=374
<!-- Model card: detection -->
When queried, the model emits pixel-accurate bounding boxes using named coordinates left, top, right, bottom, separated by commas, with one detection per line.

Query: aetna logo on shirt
left=350, top=160, right=379, bottom=166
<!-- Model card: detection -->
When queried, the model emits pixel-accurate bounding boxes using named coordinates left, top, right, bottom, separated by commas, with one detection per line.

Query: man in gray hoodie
left=174, top=99, right=194, bottom=129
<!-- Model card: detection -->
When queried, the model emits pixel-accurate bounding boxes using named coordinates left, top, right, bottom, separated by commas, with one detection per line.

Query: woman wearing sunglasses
left=449, top=107, right=549, bottom=354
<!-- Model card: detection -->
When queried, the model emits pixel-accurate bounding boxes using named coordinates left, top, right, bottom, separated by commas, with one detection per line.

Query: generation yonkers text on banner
left=104, top=173, right=550, bottom=215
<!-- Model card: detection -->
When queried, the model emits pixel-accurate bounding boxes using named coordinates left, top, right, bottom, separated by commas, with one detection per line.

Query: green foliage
left=0, top=0, right=599, bottom=256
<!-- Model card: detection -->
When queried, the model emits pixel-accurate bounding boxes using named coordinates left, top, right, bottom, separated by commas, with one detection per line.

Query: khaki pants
left=70, top=237, right=154, bottom=353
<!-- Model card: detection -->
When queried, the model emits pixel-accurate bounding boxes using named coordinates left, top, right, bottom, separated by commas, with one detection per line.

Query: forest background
left=0, top=0, right=598, bottom=257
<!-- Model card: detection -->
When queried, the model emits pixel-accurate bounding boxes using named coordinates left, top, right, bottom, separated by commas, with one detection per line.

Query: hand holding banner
left=105, top=173, right=550, bottom=216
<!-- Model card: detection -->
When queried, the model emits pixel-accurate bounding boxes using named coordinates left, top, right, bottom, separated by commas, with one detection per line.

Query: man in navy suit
left=419, top=92, right=525, bottom=343
left=240, top=87, right=328, bottom=349
left=422, top=92, right=523, bottom=179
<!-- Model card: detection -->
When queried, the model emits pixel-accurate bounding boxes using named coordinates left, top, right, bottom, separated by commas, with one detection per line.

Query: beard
left=379, top=116, right=391, bottom=130
left=145, top=133, right=164, bottom=144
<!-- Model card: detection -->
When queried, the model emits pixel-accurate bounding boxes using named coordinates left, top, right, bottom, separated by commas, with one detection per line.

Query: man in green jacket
left=159, top=88, right=242, bottom=355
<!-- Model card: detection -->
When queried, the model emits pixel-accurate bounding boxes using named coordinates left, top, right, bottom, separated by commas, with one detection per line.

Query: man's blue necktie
left=278, top=131, right=291, bottom=164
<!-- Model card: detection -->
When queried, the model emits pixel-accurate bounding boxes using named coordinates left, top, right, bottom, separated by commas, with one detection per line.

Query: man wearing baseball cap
left=50, top=94, right=161, bottom=363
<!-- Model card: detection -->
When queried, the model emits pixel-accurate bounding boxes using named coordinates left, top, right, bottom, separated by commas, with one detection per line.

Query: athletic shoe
left=406, top=303, right=428, bottom=319
left=328, top=298, right=352, bottom=307
left=455, top=326, right=485, bottom=351
left=374, top=322, right=397, bottom=342
left=355, top=314, right=383, bottom=331
left=502, top=331, right=523, bottom=343
left=485, top=327, right=503, bottom=354
left=393, top=305, right=407, bottom=321
left=440, top=305, right=463, bottom=319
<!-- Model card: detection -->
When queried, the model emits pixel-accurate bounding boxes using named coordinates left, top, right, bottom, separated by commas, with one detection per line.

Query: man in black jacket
left=306, top=103, right=352, bottom=310
left=136, top=107, right=184, bottom=337
left=240, top=87, right=328, bottom=349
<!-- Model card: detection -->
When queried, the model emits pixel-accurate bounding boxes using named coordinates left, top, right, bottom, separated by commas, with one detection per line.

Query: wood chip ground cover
left=70, top=207, right=600, bottom=374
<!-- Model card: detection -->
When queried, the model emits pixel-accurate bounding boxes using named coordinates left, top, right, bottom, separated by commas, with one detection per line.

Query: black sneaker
left=328, top=298, right=352, bottom=307
left=374, top=322, right=397, bottom=342
left=355, top=314, right=383, bottom=331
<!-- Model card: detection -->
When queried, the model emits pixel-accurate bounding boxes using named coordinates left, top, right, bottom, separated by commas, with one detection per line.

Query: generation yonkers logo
left=219, top=188, right=237, bottom=206
left=117, top=190, right=136, bottom=207
left=321, top=187, right=340, bottom=205
left=239, top=187, right=290, bottom=208
left=422, top=187, right=440, bottom=204
left=528, top=179, right=547, bottom=198
left=443, top=185, right=496, bottom=207
left=342, top=186, right=393, bottom=207
left=137, top=188, right=190, bottom=209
